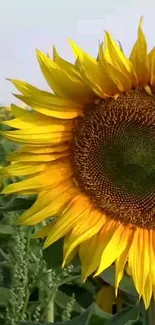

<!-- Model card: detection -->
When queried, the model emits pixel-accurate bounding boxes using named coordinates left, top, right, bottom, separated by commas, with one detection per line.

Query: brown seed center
left=71, top=88, right=155, bottom=229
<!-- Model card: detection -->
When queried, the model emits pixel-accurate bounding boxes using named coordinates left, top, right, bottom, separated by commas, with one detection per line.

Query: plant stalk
left=143, top=299, right=155, bottom=325
left=46, top=298, right=54, bottom=323
left=45, top=271, right=54, bottom=323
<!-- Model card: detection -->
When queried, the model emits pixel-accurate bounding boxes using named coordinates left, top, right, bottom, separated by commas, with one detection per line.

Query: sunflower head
left=72, top=87, right=155, bottom=229
left=2, top=18, right=155, bottom=309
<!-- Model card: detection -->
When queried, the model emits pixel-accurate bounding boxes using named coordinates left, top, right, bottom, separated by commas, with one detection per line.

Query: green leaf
left=105, top=305, right=139, bottom=325
left=18, top=304, right=111, bottom=325
left=0, top=312, right=4, bottom=319
left=120, top=291, right=138, bottom=307
left=0, top=224, right=14, bottom=235
left=0, top=287, right=10, bottom=305
left=87, top=303, right=111, bottom=325
left=55, top=289, right=84, bottom=313
left=0, top=139, right=16, bottom=154
left=100, top=266, right=138, bottom=297
left=43, top=238, right=64, bottom=269
left=0, top=196, right=36, bottom=212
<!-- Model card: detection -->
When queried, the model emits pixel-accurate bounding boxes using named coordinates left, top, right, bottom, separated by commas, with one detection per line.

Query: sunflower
left=1, top=18, right=155, bottom=309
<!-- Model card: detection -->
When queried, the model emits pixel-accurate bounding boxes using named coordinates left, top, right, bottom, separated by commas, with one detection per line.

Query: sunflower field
left=1, top=18, right=155, bottom=325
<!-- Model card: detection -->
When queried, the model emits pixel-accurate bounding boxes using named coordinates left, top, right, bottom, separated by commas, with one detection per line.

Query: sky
left=1, top=0, right=155, bottom=105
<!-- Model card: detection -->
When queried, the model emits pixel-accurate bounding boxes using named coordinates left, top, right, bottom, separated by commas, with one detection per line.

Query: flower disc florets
left=72, top=88, right=155, bottom=228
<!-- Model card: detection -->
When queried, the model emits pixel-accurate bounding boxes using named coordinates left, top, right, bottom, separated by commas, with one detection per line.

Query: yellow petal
left=10, top=104, right=28, bottom=118
left=1, top=160, right=72, bottom=195
left=53, top=46, right=76, bottom=71
left=69, top=39, right=118, bottom=97
left=99, top=44, right=133, bottom=92
left=7, top=150, right=69, bottom=162
left=18, top=185, right=77, bottom=226
left=9, top=78, right=49, bottom=97
left=1, top=128, right=72, bottom=145
left=18, top=179, right=75, bottom=224
left=63, top=232, right=79, bottom=265
left=53, top=46, right=85, bottom=82
left=79, top=235, right=99, bottom=280
left=104, top=32, right=137, bottom=87
left=99, top=44, right=130, bottom=93
left=128, top=228, right=149, bottom=296
left=3, top=108, right=73, bottom=131
left=143, top=275, right=152, bottom=309
left=43, top=195, right=91, bottom=248
left=129, top=17, right=149, bottom=85
left=3, top=121, right=73, bottom=133
left=9, top=80, right=83, bottom=119
left=63, top=243, right=78, bottom=266
left=15, top=96, right=82, bottom=119
left=149, top=230, right=155, bottom=286
left=36, top=50, right=94, bottom=103
left=6, top=144, right=70, bottom=161
left=1, top=162, right=49, bottom=176
left=80, top=220, right=116, bottom=280
left=115, top=229, right=134, bottom=295
left=63, top=210, right=106, bottom=265
left=19, top=144, right=69, bottom=154
left=148, top=47, right=155, bottom=86
left=9, top=82, right=81, bottom=109
left=95, top=224, right=129, bottom=276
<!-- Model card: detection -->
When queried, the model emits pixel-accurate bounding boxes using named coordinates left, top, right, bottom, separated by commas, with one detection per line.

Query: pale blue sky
left=0, top=0, right=155, bottom=105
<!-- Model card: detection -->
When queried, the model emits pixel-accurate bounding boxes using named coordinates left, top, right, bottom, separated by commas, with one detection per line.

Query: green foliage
left=18, top=304, right=140, bottom=325
left=0, top=224, right=14, bottom=235
left=18, top=303, right=110, bottom=325
left=0, top=287, right=10, bottom=305
left=0, top=196, right=36, bottom=212
left=43, top=238, right=64, bottom=270
left=101, top=266, right=138, bottom=299
left=105, top=305, right=139, bottom=325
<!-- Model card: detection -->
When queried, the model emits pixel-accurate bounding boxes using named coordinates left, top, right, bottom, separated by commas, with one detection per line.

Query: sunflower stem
left=143, top=299, right=155, bottom=325
left=45, top=271, right=54, bottom=323
left=46, top=297, right=54, bottom=323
